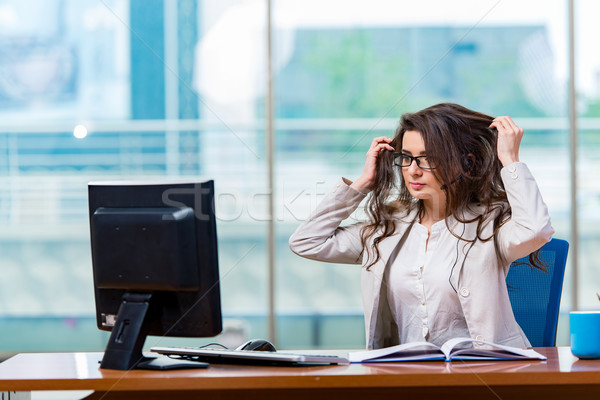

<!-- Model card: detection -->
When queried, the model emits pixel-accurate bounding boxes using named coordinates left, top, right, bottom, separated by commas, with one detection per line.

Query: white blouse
left=384, top=220, right=470, bottom=347
left=289, top=162, right=554, bottom=349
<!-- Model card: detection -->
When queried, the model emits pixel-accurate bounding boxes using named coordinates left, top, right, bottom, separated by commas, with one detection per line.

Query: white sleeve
left=288, top=178, right=367, bottom=264
left=496, top=162, right=554, bottom=262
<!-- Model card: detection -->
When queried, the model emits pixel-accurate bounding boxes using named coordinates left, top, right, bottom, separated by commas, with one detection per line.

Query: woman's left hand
left=490, top=116, right=523, bottom=167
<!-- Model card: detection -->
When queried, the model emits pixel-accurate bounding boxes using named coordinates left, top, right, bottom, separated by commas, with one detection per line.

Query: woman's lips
left=410, top=182, right=424, bottom=189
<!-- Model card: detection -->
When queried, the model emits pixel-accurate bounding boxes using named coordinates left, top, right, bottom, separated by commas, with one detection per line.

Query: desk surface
left=1, top=347, right=599, bottom=400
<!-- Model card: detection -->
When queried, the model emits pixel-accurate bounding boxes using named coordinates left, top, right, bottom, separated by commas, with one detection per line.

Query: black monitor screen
left=88, top=180, right=222, bottom=370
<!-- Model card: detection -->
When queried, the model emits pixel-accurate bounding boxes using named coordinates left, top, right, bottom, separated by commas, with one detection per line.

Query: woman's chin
left=408, top=190, right=430, bottom=200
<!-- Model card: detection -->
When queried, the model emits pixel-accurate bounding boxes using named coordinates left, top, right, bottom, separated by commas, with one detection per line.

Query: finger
left=381, top=142, right=395, bottom=151
left=371, top=136, right=392, bottom=146
left=376, top=142, right=395, bottom=151
left=369, top=138, right=393, bottom=152
left=489, top=118, right=507, bottom=131
left=489, top=121, right=500, bottom=131
left=369, top=143, right=395, bottom=155
left=372, top=136, right=392, bottom=142
left=493, top=117, right=523, bottom=137
left=503, top=117, right=522, bottom=135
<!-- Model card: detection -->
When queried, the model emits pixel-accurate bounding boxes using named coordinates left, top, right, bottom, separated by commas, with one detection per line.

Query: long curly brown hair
left=360, top=103, right=544, bottom=272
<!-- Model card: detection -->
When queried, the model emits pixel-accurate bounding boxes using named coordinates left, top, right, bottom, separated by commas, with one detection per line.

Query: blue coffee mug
left=570, top=311, right=600, bottom=359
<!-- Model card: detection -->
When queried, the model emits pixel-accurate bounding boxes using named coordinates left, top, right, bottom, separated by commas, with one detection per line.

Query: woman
left=289, top=103, right=554, bottom=349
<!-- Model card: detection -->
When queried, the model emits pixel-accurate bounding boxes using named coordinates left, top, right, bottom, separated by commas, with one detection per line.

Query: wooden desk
left=0, top=347, right=599, bottom=400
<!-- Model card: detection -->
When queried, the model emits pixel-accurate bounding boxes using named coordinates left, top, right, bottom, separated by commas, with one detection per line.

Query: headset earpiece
left=463, top=156, right=474, bottom=173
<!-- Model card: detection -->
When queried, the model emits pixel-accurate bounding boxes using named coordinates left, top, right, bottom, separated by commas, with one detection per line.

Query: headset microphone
left=440, top=157, right=472, bottom=190
left=440, top=175, right=463, bottom=190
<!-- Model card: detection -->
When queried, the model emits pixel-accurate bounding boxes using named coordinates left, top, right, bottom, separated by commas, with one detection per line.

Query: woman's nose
left=407, top=160, right=422, bottom=175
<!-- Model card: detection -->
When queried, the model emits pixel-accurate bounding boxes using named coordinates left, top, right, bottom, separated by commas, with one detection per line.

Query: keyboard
left=150, top=346, right=349, bottom=366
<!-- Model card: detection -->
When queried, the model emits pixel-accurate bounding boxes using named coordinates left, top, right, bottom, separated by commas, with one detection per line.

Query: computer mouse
left=235, top=339, right=277, bottom=352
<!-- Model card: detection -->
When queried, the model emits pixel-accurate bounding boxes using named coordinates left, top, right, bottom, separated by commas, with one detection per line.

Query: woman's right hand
left=350, top=136, right=394, bottom=193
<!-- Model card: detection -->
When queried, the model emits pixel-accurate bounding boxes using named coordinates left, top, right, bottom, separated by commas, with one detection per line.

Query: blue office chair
left=506, top=238, right=569, bottom=347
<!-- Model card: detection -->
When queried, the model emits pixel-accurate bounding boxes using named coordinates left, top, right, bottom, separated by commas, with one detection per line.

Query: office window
left=0, top=0, right=271, bottom=351
left=0, top=0, right=591, bottom=353
left=273, top=0, right=570, bottom=347
left=576, top=0, right=600, bottom=310
left=0, top=0, right=133, bottom=351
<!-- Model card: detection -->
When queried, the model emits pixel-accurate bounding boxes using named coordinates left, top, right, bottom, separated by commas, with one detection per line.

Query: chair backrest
left=506, top=238, right=569, bottom=347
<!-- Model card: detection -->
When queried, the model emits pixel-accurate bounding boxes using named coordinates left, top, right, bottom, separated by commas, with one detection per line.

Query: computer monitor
left=88, top=180, right=222, bottom=370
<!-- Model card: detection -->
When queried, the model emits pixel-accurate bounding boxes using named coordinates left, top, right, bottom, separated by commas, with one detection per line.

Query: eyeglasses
left=393, top=153, right=436, bottom=170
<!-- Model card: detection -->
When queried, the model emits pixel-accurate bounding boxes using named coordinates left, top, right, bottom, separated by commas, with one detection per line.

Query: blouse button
left=508, top=165, right=517, bottom=173
left=459, top=287, right=470, bottom=297
left=510, top=172, right=518, bottom=180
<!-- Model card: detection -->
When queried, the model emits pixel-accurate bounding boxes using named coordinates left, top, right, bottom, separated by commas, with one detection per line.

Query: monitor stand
left=99, top=292, right=208, bottom=370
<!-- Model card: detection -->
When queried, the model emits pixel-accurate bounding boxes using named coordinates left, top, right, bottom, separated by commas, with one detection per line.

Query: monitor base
left=136, top=355, right=209, bottom=370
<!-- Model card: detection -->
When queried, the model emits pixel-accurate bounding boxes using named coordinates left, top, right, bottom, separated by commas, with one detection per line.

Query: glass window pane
left=0, top=0, right=269, bottom=353
left=576, top=0, right=600, bottom=310
left=274, top=0, right=569, bottom=348
left=0, top=0, right=582, bottom=354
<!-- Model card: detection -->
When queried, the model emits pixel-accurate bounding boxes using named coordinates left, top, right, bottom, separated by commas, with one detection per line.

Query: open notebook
left=151, top=346, right=350, bottom=366
left=348, top=337, right=546, bottom=363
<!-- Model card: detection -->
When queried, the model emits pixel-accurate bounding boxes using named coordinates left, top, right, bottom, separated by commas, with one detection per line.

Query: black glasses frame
left=393, top=153, right=435, bottom=170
